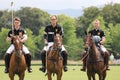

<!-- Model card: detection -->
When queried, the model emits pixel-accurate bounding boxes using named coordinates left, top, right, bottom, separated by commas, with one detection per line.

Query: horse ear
left=85, top=31, right=87, bottom=35
left=89, top=33, right=93, bottom=36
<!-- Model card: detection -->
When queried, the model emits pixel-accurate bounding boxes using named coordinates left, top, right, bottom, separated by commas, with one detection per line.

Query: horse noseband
left=57, top=47, right=62, bottom=52
left=85, top=47, right=88, bottom=51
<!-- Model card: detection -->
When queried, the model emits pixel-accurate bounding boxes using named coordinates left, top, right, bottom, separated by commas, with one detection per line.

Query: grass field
left=0, top=65, right=120, bottom=80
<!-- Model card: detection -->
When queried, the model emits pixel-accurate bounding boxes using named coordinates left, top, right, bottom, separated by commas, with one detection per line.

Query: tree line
left=0, top=3, right=120, bottom=60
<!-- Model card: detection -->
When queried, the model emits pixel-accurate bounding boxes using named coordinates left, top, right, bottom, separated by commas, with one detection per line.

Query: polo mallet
left=45, top=44, right=48, bottom=74
left=11, top=1, right=14, bottom=35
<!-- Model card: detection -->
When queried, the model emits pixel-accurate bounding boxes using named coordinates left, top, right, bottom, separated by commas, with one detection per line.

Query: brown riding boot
left=104, top=51, right=110, bottom=70
left=80, top=60, right=86, bottom=72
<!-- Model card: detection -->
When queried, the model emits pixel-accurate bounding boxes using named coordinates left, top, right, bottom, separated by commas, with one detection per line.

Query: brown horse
left=84, top=33, right=107, bottom=80
left=46, top=34, right=63, bottom=80
left=9, top=36, right=26, bottom=80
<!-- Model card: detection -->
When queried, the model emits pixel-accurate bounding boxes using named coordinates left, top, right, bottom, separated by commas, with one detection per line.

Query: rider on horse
left=4, top=17, right=32, bottom=73
left=81, top=19, right=110, bottom=71
left=39, top=15, right=68, bottom=72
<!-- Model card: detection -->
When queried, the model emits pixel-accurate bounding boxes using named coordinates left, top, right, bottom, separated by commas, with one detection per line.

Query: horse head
left=84, top=32, right=102, bottom=61
left=53, top=34, right=62, bottom=52
left=11, top=35, right=23, bottom=57
left=13, top=36, right=22, bottom=50
left=84, top=33, right=93, bottom=51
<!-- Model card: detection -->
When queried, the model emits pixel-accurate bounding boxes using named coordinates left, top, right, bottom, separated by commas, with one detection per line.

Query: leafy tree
left=0, top=10, right=12, bottom=30
left=0, top=28, right=10, bottom=59
left=76, top=6, right=100, bottom=37
left=109, top=24, right=120, bottom=54
left=15, top=7, right=50, bottom=35
left=58, top=14, right=83, bottom=60
left=102, top=3, right=120, bottom=26
left=24, top=28, right=37, bottom=58
left=34, top=27, right=45, bottom=59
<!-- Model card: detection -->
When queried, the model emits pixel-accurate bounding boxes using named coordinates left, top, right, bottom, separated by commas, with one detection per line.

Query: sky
left=0, top=0, right=120, bottom=10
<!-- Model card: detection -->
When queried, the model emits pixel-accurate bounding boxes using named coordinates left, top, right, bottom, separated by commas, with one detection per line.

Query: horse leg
left=19, top=72, right=25, bottom=80
left=92, top=73, right=95, bottom=80
left=57, top=71, right=62, bottom=80
left=87, top=71, right=91, bottom=80
left=102, top=71, right=106, bottom=80
left=9, top=73, right=14, bottom=80
left=48, top=72, right=52, bottom=80
left=98, top=73, right=103, bottom=80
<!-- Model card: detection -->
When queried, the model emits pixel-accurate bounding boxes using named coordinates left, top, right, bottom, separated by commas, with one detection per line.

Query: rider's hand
left=44, top=39, right=48, bottom=46
left=100, top=41, right=104, bottom=44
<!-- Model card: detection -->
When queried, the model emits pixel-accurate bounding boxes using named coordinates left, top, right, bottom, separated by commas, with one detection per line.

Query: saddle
left=95, top=43, right=105, bottom=58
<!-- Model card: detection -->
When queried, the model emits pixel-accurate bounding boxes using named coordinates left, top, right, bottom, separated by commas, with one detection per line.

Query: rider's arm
left=100, top=30, right=106, bottom=44
left=100, top=36, right=106, bottom=44
left=57, top=25, right=64, bottom=37
left=43, top=32, right=48, bottom=45
left=19, top=30, right=28, bottom=43
left=20, top=34, right=28, bottom=43
left=6, top=37, right=11, bottom=42
left=6, top=30, right=12, bottom=42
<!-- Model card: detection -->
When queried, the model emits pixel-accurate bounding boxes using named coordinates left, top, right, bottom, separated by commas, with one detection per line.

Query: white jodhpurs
left=43, top=42, right=66, bottom=51
left=100, top=45, right=107, bottom=52
left=6, top=44, right=30, bottom=54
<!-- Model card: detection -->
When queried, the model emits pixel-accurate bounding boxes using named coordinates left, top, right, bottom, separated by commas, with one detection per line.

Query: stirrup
left=4, top=68, right=9, bottom=73
left=28, top=67, right=32, bottom=73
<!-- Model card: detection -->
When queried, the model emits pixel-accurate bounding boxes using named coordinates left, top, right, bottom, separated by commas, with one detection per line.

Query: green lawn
left=0, top=65, right=120, bottom=80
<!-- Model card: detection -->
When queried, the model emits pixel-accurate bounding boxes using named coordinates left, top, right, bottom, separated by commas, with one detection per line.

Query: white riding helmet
left=93, top=36, right=101, bottom=43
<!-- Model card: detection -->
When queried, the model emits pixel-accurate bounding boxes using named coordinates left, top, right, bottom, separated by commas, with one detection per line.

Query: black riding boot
left=61, top=51, right=68, bottom=72
left=4, top=54, right=11, bottom=73
left=39, top=50, right=46, bottom=73
left=81, top=59, right=86, bottom=72
left=104, top=51, right=110, bottom=70
left=81, top=51, right=87, bottom=72
left=25, top=54, right=32, bottom=73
